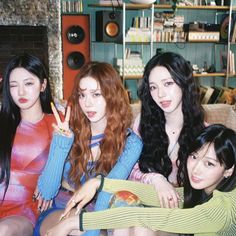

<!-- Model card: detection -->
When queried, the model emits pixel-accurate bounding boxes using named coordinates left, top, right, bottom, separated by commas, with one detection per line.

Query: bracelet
left=96, top=173, right=105, bottom=193
left=79, top=209, right=85, bottom=232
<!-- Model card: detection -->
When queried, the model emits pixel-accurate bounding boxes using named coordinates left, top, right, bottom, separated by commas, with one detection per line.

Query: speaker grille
left=105, top=22, right=119, bottom=37
left=67, top=25, right=85, bottom=44
left=67, top=51, right=85, bottom=69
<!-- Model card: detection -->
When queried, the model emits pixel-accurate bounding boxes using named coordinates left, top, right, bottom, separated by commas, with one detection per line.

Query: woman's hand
left=151, top=175, right=180, bottom=208
left=33, top=187, right=53, bottom=212
left=45, top=215, right=82, bottom=236
left=51, top=102, right=72, bottom=137
left=60, top=178, right=101, bottom=221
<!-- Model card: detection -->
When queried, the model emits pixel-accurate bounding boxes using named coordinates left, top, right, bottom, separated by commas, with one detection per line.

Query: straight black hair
left=0, top=53, right=53, bottom=200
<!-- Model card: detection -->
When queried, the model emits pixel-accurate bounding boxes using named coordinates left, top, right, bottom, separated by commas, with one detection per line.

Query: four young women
left=1, top=52, right=235, bottom=236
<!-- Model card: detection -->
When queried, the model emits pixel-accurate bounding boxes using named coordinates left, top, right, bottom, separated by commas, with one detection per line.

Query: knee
left=0, top=221, right=18, bottom=236
left=0, top=217, right=33, bottom=236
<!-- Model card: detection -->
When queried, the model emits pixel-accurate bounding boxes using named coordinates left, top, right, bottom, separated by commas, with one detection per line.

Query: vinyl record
left=67, top=25, right=85, bottom=44
left=67, top=51, right=85, bottom=70
left=220, top=15, right=229, bottom=41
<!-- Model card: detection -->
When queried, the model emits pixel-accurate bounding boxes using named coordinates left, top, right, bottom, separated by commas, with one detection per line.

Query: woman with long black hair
left=0, top=54, right=55, bottom=235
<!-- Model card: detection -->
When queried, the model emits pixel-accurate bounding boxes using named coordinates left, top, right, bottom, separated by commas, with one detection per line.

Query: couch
left=131, top=103, right=236, bottom=131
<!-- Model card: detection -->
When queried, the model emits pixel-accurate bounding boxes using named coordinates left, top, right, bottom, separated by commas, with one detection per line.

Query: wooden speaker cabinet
left=96, top=11, right=122, bottom=43
left=61, top=14, right=90, bottom=99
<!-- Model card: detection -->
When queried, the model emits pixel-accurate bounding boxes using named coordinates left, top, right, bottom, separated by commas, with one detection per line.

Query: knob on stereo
left=67, top=51, right=85, bottom=70
left=67, top=25, right=85, bottom=44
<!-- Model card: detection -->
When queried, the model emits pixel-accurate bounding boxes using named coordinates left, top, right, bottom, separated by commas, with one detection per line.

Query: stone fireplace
left=0, top=0, right=63, bottom=98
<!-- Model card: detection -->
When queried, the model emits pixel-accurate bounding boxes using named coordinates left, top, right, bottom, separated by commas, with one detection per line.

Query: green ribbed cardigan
left=81, top=178, right=236, bottom=236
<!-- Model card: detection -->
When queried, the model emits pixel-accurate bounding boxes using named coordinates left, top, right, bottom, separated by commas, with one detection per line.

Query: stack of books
left=153, top=12, right=185, bottom=42
left=61, top=0, right=83, bottom=13
left=114, top=49, right=144, bottom=76
left=125, top=28, right=151, bottom=42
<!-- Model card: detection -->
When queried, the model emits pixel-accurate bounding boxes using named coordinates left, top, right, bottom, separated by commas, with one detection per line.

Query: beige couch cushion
left=225, top=106, right=236, bottom=131
left=131, top=103, right=236, bottom=131
left=203, top=104, right=236, bottom=131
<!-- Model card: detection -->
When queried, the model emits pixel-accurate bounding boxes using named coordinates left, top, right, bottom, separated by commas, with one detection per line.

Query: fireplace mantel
left=0, top=0, right=63, bottom=99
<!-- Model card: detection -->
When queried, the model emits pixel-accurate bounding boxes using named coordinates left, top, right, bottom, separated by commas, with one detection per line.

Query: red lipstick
left=19, top=98, right=28, bottom=103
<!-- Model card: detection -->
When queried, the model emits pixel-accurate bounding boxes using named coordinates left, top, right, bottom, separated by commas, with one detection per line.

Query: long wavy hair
left=0, top=53, right=53, bottom=200
left=184, top=124, right=236, bottom=209
left=68, top=62, right=132, bottom=186
left=138, top=52, right=205, bottom=186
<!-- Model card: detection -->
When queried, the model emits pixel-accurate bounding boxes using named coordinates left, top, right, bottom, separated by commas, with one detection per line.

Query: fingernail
left=50, top=102, right=54, bottom=108
left=59, top=214, right=65, bottom=222
left=75, top=208, right=80, bottom=215
left=32, top=192, right=39, bottom=201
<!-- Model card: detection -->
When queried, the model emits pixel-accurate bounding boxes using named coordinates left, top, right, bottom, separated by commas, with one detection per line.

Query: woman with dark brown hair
left=33, top=61, right=143, bottom=236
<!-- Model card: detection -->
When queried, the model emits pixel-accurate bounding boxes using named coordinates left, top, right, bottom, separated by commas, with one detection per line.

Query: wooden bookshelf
left=121, top=73, right=228, bottom=80
left=88, top=3, right=229, bottom=10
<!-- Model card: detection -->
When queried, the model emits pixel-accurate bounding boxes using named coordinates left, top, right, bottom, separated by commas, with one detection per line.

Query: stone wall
left=0, top=0, right=63, bottom=98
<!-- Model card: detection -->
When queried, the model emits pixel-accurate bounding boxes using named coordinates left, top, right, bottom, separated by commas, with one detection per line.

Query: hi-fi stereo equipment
left=96, top=11, right=122, bottom=42
left=61, top=14, right=90, bottom=99
left=188, top=32, right=220, bottom=42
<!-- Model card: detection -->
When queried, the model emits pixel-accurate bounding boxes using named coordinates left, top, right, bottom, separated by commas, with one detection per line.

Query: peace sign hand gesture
left=51, top=102, right=72, bottom=137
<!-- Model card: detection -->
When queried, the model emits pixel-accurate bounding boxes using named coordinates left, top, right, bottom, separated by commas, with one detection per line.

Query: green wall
left=83, top=1, right=236, bottom=101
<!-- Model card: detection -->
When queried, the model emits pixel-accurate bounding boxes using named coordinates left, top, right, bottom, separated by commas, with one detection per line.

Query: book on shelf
left=125, top=28, right=151, bottom=42
left=132, top=17, right=151, bottom=29
left=61, top=0, right=83, bottom=13
left=213, top=87, right=225, bottom=104
left=201, top=87, right=215, bottom=104
left=229, top=50, right=235, bottom=75
left=207, top=87, right=221, bottom=104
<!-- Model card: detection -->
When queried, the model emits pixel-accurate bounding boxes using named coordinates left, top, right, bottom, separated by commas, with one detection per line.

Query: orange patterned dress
left=0, top=114, right=55, bottom=225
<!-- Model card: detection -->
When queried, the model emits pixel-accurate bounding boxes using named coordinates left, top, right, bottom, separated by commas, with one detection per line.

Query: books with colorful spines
left=201, top=87, right=215, bottom=104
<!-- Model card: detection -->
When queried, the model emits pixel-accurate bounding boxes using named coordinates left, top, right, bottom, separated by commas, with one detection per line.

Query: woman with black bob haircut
left=0, top=53, right=55, bottom=235
left=45, top=124, right=236, bottom=236
left=130, top=52, right=205, bottom=208
left=184, top=124, right=236, bottom=209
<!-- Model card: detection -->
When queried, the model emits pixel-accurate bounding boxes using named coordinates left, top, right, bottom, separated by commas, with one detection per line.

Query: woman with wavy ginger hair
left=69, top=61, right=134, bottom=184
left=33, top=62, right=143, bottom=236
